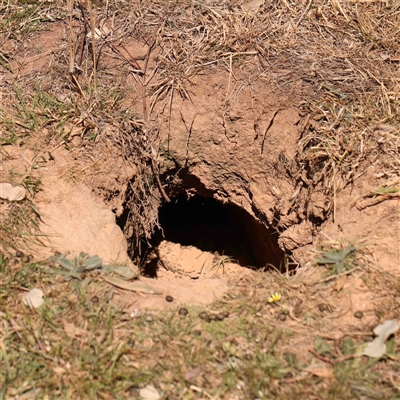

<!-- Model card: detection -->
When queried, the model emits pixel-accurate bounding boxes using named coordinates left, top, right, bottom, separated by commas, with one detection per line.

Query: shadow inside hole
left=142, top=194, right=285, bottom=276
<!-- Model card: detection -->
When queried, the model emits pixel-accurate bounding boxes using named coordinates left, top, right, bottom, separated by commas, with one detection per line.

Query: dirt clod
left=207, top=314, right=217, bottom=322
left=178, top=308, right=189, bottom=316
left=221, top=311, right=229, bottom=319
left=318, top=303, right=330, bottom=312
left=15, top=250, right=24, bottom=258
left=198, top=312, right=208, bottom=320
left=278, top=314, right=287, bottom=322
left=354, top=311, right=364, bottom=319
left=216, top=313, right=226, bottom=321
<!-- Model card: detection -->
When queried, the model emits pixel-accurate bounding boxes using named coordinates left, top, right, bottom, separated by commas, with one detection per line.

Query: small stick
left=77, top=1, right=89, bottom=66
left=308, top=348, right=335, bottom=365
left=71, top=73, right=86, bottom=98
left=295, top=0, right=313, bottom=28
left=261, top=108, right=280, bottom=155
left=167, top=87, right=175, bottom=155
left=225, top=54, right=233, bottom=103
left=67, top=0, right=75, bottom=73
left=333, top=161, right=336, bottom=222
left=86, top=0, right=97, bottom=92
left=180, top=111, right=197, bottom=168
left=151, top=159, right=170, bottom=203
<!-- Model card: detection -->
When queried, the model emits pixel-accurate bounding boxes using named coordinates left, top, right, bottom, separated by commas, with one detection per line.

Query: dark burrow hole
left=132, top=193, right=286, bottom=277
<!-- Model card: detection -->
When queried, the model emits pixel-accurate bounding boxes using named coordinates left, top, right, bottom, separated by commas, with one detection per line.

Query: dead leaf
left=23, top=288, right=44, bottom=308
left=103, top=264, right=139, bottom=280
left=62, top=321, right=87, bottom=339
left=303, top=363, right=334, bottom=378
left=0, top=182, right=26, bottom=201
left=371, top=123, right=396, bottom=132
left=139, top=385, right=161, bottom=400
left=243, top=0, right=264, bottom=12
left=363, top=319, right=399, bottom=358
left=184, top=367, right=202, bottom=381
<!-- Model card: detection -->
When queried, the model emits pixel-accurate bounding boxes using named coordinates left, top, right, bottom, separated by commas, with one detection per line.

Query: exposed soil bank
left=133, top=70, right=315, bottom=271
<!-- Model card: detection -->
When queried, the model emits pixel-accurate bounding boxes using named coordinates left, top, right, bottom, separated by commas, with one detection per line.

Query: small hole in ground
left=137, top=193, right=286, bottom=277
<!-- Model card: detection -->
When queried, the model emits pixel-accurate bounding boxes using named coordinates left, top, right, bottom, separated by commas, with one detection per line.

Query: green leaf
left=386, top=338, right=396, bottom=355
left=321, top=252, right=342, bottom=261
left=339, top=245, right=357, bottom=260
left=336, top=263, right=344, bottom=274
left=57, top=258, right=75, bottom=271
left=222, top=342, right=231, bottom=353
left=284, top=352, right=298, bottom=367
left=82, top=255, right=103, bottom=270
left=314, top=337, right=331, bottom=355
left=316, top=257, right=340, bottom=265
left=377, top=187, right=398, bottom=194
left=341, top=338, right=355, bottom=355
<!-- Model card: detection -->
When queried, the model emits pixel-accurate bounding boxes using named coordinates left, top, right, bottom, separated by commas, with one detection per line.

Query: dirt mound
left=153, top=68, right=312, bottom=265
left=1, top=0, right=399, bottom=309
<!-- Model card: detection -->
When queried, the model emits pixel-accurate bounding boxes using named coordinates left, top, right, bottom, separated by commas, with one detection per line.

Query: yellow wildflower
left=268, top=292, right=281, bottom=303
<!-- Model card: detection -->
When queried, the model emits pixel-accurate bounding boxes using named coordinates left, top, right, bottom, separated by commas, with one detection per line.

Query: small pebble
left=354, top=311, right=364, bottom=319
left=165, top=295, right=174, bottom=302
left=318, top=303, right=329, bottom=312
left=278, top=313, right=287, bottom=321
left=294, top=306, right=302, bottom=317
left=178, top=308, right=188, bottom=316
left=130, top=310, right=141, bottom=318
left=208, top=314, right=217, bottom=322
left=216, top=313, right=225, bottom=321
left=16, top=250, right=25, bottom=258
left=198, top=311, right=208, bottom=320
left=145, top=315, right=153, bottom=323
left=221, top=311, right=229, bottom=318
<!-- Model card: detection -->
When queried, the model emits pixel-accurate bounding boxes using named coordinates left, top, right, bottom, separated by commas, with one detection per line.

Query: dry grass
left=0, top=197, right=42, bottom=255
left=0, top=158, right=43, bottom=257
left=1, top=254, right=400, bottom=399
left=1, top=0, right=400, bottom=398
